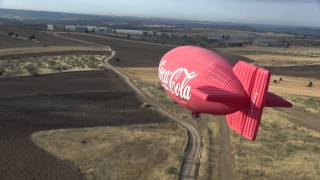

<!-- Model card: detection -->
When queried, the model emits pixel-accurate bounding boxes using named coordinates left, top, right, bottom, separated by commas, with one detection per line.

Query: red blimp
left=158, top=46, right=292, bottom=141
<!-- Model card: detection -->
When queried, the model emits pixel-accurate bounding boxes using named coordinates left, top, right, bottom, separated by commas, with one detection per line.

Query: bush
left=26, top=66, right=40, bottom=76
left=29, top=35, right=36, bottom=40
left=166, top=166, right=178, bottom=175
left=0, top=68, right=4, bottom=76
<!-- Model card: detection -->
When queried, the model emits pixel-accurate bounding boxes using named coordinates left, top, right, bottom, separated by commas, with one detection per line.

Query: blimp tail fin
left=226, top=61, right=271, bottom=141
left=265, top=92, right=292, bottom=107
left=193, top=86, right=249, bottom=104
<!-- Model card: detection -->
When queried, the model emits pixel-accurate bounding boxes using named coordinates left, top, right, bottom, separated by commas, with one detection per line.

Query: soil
left=0, top=51, right=110, bottom=59
left=0, top=30, right=88, bottom=48
left=0, top=70, right=166, bottom=180
left=266, top=65, right=320, bottom=78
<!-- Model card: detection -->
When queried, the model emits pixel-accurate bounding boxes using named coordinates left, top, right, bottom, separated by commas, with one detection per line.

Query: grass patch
left=230, top=108, right=320, bottom=180
left=0, top=55, right=108, bottom=76
left=286, top=95, right=320, bottom=114
left=32, top=123, right=186, bottom=180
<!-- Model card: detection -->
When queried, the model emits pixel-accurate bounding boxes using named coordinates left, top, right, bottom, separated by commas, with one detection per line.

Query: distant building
left=114, top=29, right=154, bottom=36
left=253, top=39, right=289, bottom=48
left=94, top=27, right=108, bottom=33
left=87, top=26, right=97, bottom=32
left=207, top=35, right=223, bottom=42
left=47, top=24, right=55, bottom=31
left=77, top=26, right=89, bottom=32
left=65, top=25, right=76, bottom=32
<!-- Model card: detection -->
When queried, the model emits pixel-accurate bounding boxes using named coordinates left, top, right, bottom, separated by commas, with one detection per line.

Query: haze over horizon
left=0, top=0, right=320, bottom=27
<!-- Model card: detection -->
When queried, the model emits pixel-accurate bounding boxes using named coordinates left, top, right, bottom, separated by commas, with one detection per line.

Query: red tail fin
left=226, top=61, right=270, bottom=141
left=266, top=92, right=292, bottom=107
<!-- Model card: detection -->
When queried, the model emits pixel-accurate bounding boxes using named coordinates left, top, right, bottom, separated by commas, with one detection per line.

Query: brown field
left=0, top=70, right=179, bottom=180
left=178, top=28, right=294, bottom=38
left=218, top=45, right=320, bottom=78
left=32, top=123, right=186, bottom=180
left=0, top=30, right=88, bottom=48
left=1, top=30, right=319, bottom=180
left=230, top=108, right=320, bottom=180
left=269, top=75, right=320, bottom=97
left=0, top=46, right=107, bottom=56
left=57, top=32, right=173, bottom=67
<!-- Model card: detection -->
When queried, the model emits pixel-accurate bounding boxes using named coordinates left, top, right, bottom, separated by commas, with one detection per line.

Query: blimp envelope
left=159, top=46, right=292, bottom=141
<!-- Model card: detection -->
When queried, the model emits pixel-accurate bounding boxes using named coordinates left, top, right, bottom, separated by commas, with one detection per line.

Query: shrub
left=166, top=166, right=178, bottom=175
left=29, top=35, right=36, bottom=40
left=26, top=66, right=40, bottom=76
left=0, top=68, right=4, bottom=76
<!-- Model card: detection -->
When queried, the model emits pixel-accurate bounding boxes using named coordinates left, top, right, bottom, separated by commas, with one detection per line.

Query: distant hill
left=0, top=8, right=319, bottom=36
left=0, top=8, right=109, bottom=21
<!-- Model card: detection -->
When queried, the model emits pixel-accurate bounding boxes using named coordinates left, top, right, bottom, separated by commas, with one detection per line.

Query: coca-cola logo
left=158, top=60, right=198, bottom=101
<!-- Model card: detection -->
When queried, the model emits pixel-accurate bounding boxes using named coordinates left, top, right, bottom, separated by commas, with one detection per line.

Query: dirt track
left=0, top=70, right=166, bottom=180
left=57, top=32, right=174, bottom=67
left=0, top=30, right=88, bottom=48
left=58, top=32, right=204, bottom=180
left=266, top=65, right=320, bottom=78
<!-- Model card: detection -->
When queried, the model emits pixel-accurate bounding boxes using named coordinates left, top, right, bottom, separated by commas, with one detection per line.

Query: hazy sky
left=0, top=0, right=320, bottom=27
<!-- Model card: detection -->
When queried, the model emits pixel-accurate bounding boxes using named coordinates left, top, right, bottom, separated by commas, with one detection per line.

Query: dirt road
left=56, top=32, right=203, bottom=180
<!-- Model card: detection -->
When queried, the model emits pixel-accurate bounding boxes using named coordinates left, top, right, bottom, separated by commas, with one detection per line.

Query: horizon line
left=1, top=7, right=320, bottom=29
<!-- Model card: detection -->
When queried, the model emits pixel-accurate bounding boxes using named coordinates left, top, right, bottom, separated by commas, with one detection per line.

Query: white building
left=94, top=27, right=108, bottom=33
left=65, top=25, right=77, bottom=32
left=47, top=24, right=55, bottom=31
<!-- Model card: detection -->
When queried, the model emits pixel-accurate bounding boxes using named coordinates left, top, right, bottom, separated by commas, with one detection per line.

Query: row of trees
left=7, top=32, right=36, bottom=40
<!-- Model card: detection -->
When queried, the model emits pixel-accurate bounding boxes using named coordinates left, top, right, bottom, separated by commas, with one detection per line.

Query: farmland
left=0, top=26, right=319, bottom=180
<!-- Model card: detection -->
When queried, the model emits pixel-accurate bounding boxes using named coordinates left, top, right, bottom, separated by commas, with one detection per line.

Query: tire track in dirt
left=217, top=118, right=235, bottom=180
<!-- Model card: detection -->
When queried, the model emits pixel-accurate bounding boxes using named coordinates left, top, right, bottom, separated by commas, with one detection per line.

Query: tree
left=29, top=35, right=36, bottom=40
left=0, top=68, right=4, bottom=76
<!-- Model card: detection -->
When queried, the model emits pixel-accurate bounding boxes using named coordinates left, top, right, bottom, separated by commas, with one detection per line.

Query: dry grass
left=285, top=95, right=320, bottom=114
left=217, top=46, right=320, bottom=55
left=217, top=45, right=320, bottom=67
left=120, top=67, right=159, bottom=83
left=32, top=123, right=186, bottom=180
left=198, top=120, right=220, bottom=180
left=0, top=55, right=108, bottom=76
left=245, top=54, right=320, bottom=66
left=269, top=75, right=320, bottom=98
left=119, top=66, right=320, bottom=180
left=118, top=67, right=222, bottom=180
left=0, top=46, right=106, bottom=56
left=229, top=108, right=320, bottom=180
